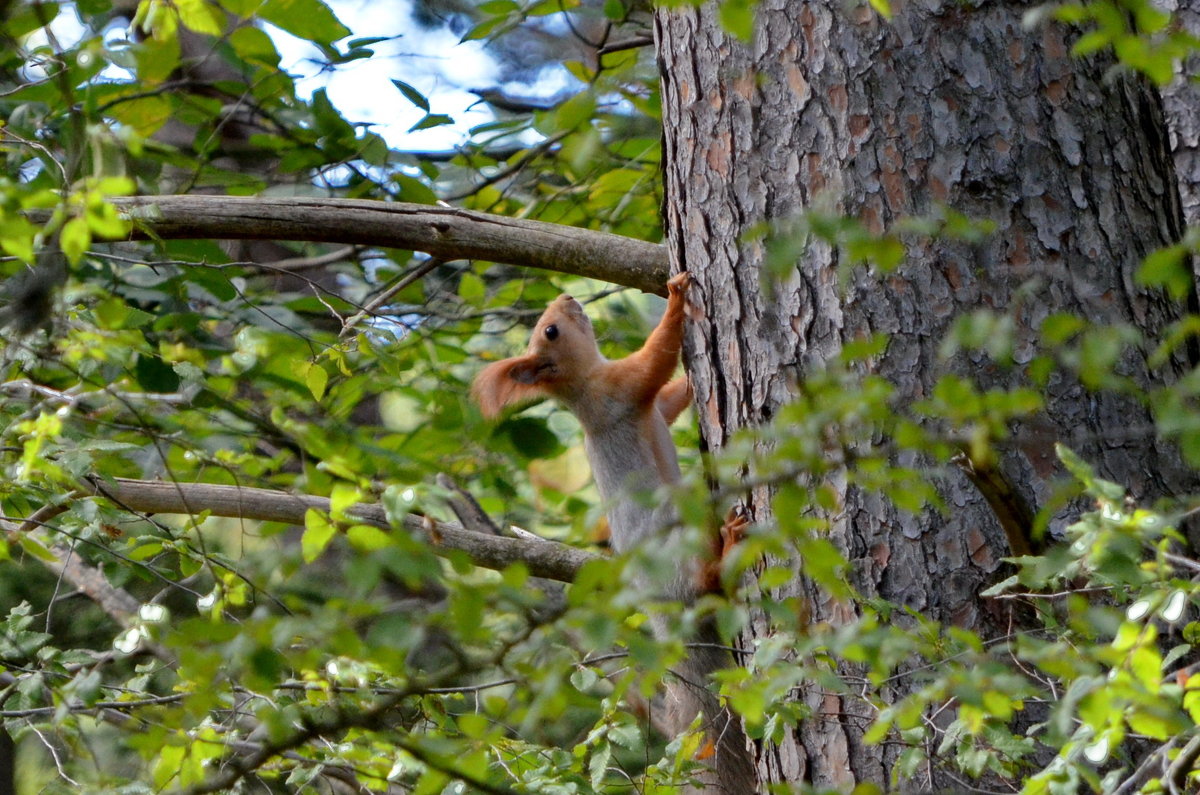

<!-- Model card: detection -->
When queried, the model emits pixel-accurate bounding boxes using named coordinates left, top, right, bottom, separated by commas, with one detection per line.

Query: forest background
left=2, top=0, right=1200, bottom=792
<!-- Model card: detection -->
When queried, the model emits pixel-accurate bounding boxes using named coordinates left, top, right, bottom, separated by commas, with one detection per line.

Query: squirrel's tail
left=666, top=617, right=757, bottom=794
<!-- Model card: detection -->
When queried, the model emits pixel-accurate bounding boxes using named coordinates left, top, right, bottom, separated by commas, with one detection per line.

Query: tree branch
left=47, top=195, right=670, bottom=295
left=0, top=505, right=175, bottom=663
left=83, top=477, right=596, bottom=583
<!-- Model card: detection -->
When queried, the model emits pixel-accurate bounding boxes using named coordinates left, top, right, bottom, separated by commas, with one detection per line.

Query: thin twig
left=340, top=257, right=444, bottom=339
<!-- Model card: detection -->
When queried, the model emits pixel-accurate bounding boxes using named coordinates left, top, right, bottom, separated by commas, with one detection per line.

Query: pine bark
left=656, top=3, right=1193, bottom=790
left=1162, top=0, right=1200, bottom=226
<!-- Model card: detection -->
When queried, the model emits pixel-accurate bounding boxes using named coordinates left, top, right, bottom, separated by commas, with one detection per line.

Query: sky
left=269, top=0, right=573, bottom=150
left=31, top=0, right=573, bottom=151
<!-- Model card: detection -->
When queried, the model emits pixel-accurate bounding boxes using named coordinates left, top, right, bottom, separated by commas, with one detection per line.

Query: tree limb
left=83, top=477, right=596, bottom=583
left=0, top=505, right=175, bottom=663
left=47, top=195, right=670, bottom=295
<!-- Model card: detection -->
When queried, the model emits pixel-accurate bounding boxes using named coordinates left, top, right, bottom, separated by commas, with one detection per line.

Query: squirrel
left=472, top=272, right=755, bottom=794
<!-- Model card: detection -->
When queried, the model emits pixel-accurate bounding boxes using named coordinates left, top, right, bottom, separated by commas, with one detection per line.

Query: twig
left=436, top=473, right=502, bottom=535
left=340, top=257, right=444, bottom=339
left=269, top=245, right=361, bottom=271
left=598, top=36, right=654, bottom=54
left=1, top=507, right=177, bottom=664
left=1113, top=737, right=1176, bottom=795
left=441, top=131, right=570, bottom=202
left=1166, top=732, right=1200, bottom=794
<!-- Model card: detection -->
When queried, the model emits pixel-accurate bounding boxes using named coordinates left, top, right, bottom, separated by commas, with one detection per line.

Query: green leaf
left=152, top=743, right=187, bottom=790
left=846, top=234, right=905, bottom=270
left=346, top=524, right=392, bottom=552
left=1184, top=676, right=1200, bottom=722
left=500, top=417, right=563, bottom=460
left=256, top=0, right=351, bottom=45
left=17, top=535, right=58, bottom=563
left=1071, top=30, right=1111, bottom=57
left=458, top=272, right=486, bottom=306
left=302, top=509, right=338, bottom=562
left=103, top=95, right=173, bottom=136
left=1129, top=645, right=1163, bottom=689
left=863, top=707, right=894, bottom=744
left=94, top=297, right=132, bottom=329
left=1056, top=444, right=1095, bottom=488
left=330, top=483, right=361, bottom=519
left=135, top=354, right=182, bottom=393
left=460, top=15, right=505, bottom=42
left=229, top=26, right=281, bottom=66
left=603, top=0, right=626, bottom=19
left=305, top=362, right=329, bottom=401
left=409, top=113, right=454, bottom=132
left=175, top=0, right=224, bottom=34
left=553, top=92, right=597, bottom=132
left=1041, top=312, right=1084, bottom=345
left=0, top=216, right=37, bottom=263
left=86, top=199, right=131, bottom=238
left=311, top=88, right=353, bottom=141
left=796, top=536, right=850, bottom=595
left=392, top=79, right=430, bottom=111
left=60, top=217, right=91, bottom=264
left=183, top=266, right=238, bottom=301
left=393, top=174, right=437, bottom=204
left=570, top=666, right=599, bottom=692
left=1137, top=245, right=1191, bottom=300
left=1125, top=709, right=1180, bottom=741
left=6, top=2, right=60, bottom=38
left=718, top=0, right=755, bottom=41
left=588, top=740, right=612, bottom=789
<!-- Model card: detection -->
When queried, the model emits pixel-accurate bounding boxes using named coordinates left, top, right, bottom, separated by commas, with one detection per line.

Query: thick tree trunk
left=656, top=3, right=1193, bottom=790
left=1162, top=0, right=1200, bottom=226
left=0, top=728, right=13, bottom=795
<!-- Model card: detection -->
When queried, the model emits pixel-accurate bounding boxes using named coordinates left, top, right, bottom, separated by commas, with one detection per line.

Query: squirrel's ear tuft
left=472, top=355, right=550, bottom=418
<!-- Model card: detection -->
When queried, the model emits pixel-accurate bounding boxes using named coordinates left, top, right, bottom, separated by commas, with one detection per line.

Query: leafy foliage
left=1, top=0, right=1200, bottom=793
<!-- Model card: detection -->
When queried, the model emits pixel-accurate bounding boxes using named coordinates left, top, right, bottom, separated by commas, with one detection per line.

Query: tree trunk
left=1162, top=0, right=1200, bottom=226
left=656, top=3, right=1193, bottom=790
left=0, top=728, right=13, bottom=795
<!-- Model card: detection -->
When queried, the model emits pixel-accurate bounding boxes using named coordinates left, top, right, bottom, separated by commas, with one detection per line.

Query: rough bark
left=1161, top=0, right=1200, bottom=226
left=29, top=195, right=670, bottom=295
left=656, top=3, right=1192, bottom=790
left=0, top=728, right=12, bottom=795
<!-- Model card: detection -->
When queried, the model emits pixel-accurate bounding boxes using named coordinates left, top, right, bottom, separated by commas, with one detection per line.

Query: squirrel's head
left=472, top=294, right=603, bottom=418
left=527, top=294, right=596, bottom=360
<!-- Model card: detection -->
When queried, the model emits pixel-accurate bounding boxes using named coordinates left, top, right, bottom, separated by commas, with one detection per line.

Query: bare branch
left=436, top=473, right=502, bottom=536
left=0, top=506, right=175, bottom=663
left=339, top=256, right=443, bottom=339
left=83, top=477, right=596, bottom=583
left=441, top=130, right=568, bottom=202
left=32, top=195, right=671, bottom=295
left=598, top=36, right=654, bottom=54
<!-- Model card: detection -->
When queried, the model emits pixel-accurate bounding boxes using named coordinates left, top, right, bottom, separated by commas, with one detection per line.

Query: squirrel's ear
left=472, top=355, right=551, bottom=418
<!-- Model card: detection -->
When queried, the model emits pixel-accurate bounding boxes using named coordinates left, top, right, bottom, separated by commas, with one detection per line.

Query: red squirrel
left=472, top=273, right=755, bottom=794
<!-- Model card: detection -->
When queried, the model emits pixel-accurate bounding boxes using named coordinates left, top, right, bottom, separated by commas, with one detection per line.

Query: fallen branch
left=36, top=195, right=671, bottom=295
left=84, top=477, right=596, bottom=583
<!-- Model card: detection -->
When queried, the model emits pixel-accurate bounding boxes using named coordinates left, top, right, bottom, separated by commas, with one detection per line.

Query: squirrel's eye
left=544, top=324, right=559, bottom=341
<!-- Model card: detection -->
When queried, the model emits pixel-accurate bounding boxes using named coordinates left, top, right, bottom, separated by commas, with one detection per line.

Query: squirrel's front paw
left=666, top=271, right=693, bottom=296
